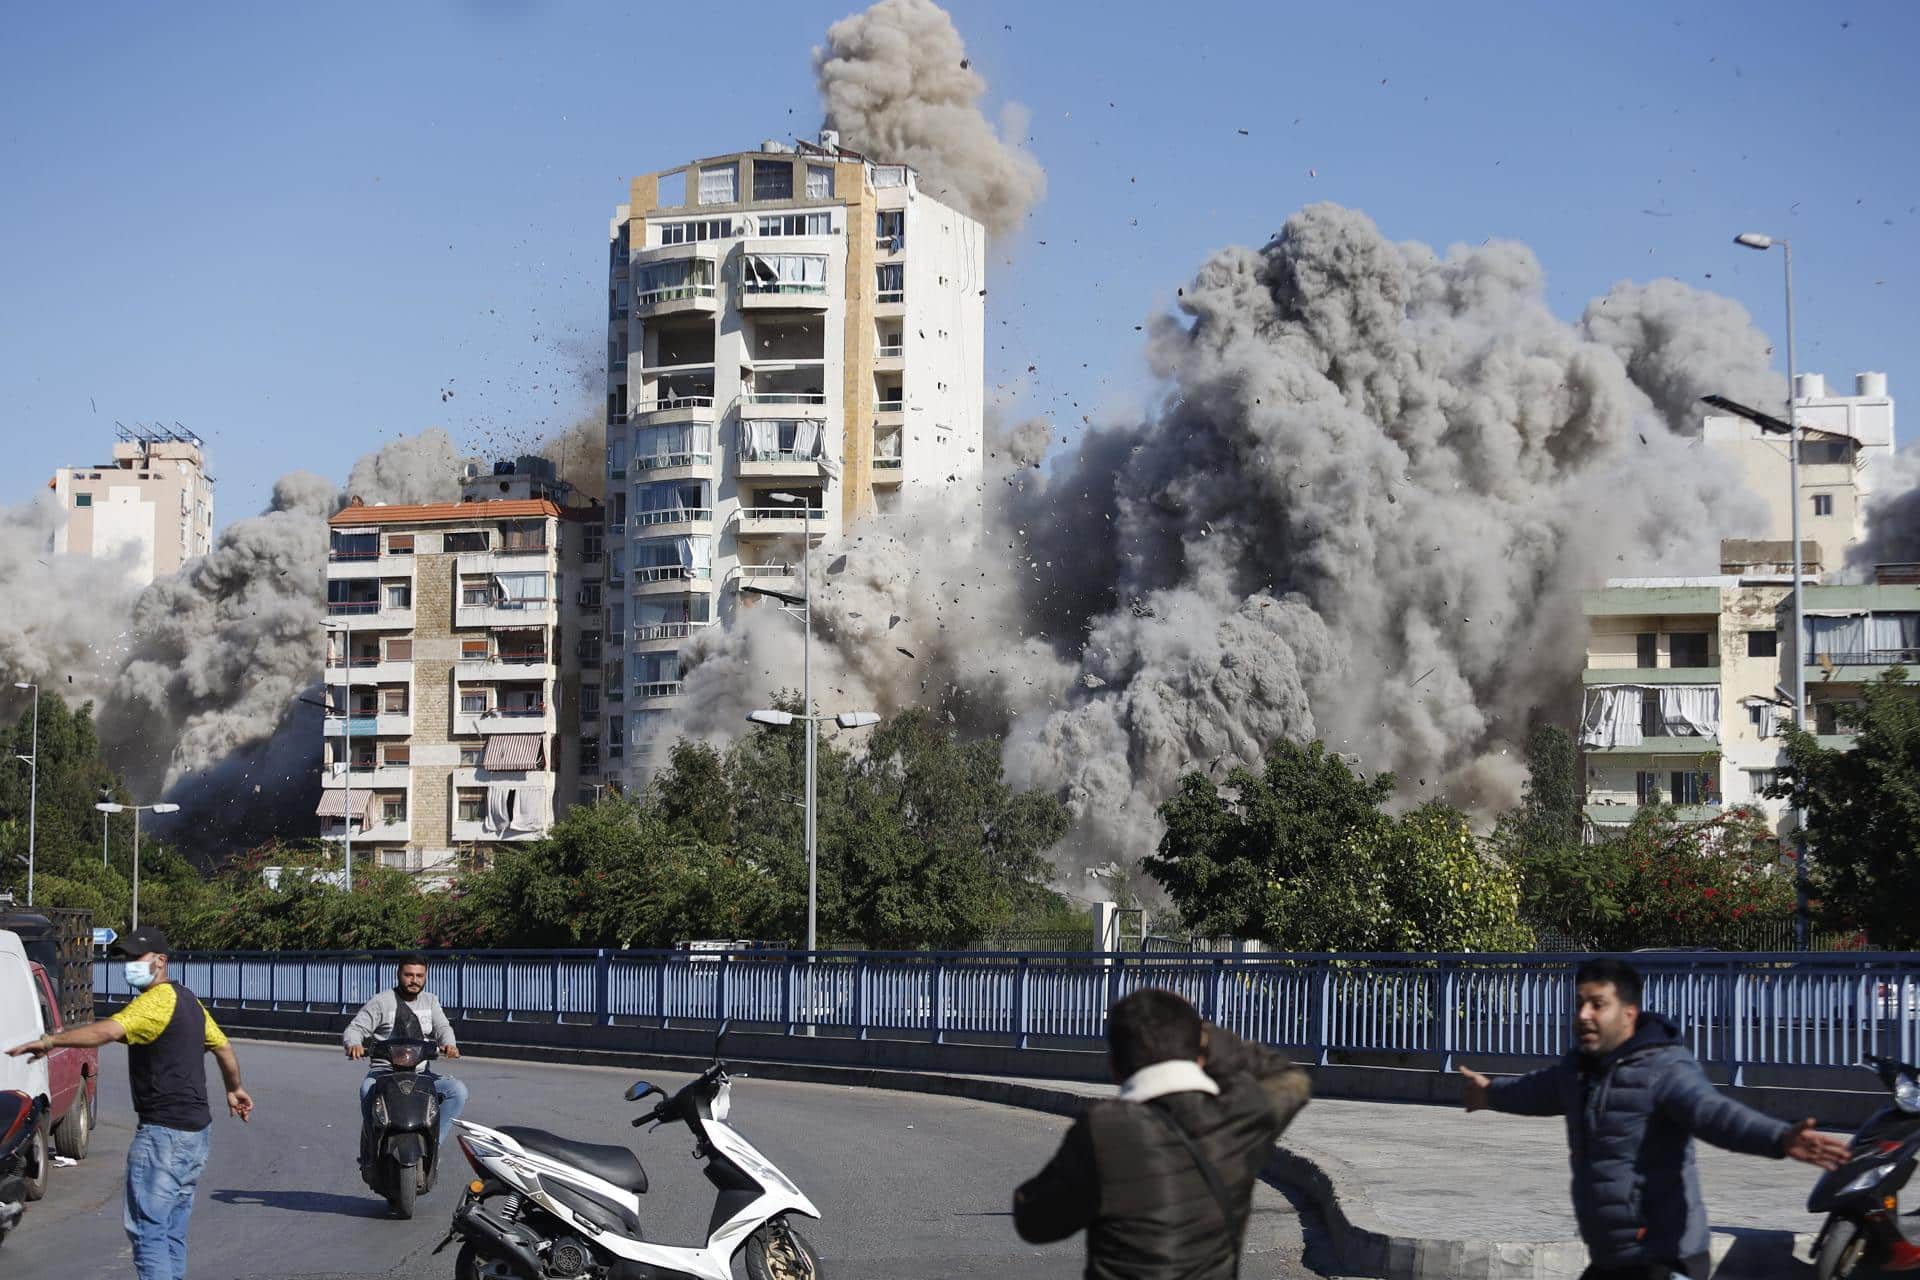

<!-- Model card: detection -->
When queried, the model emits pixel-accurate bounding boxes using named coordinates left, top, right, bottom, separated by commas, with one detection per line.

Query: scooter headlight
left=371, top=1095, right=389, bottom=1128
left=1894, top=1074, right=1920, bottom=1115
left=1841, top=1163, right=1896, bottom=1195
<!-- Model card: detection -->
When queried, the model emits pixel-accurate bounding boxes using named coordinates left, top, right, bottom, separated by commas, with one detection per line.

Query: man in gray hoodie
left=343, top=956, right=466, bottom=1147
left=1460, top=957, right=1849, bottom=1280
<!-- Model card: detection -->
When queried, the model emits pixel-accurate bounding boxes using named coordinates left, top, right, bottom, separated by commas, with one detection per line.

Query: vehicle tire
left=745, top=1219, right=822, bottom=1280
left=53, top=1087, right=90, bottom=1160
left=389, top=1167, right=416, bottom=1220
left=20, top=1116, right=49, bottom=1202
left=1816, top=1218, right=1867, bottom=1280
left=455, top=1242, right=525, bottom=1280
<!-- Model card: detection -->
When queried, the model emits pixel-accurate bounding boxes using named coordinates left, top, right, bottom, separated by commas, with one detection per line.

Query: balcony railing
left=876, top=290, right=904, bottom=305
left=739, top=506, right=826, bottom=524
left=635, top=682, right=683, bottom=699
left=636, top=284, right=718, bottom=306
left=874, top=236, right=904, bottom=253
left=326, top=601, right=381, bottom=616
left=607, top=465, right=627, bottom=481
left=633, top=396, right=716, bottom=417
left=498, top=540, right=550, bottom=555
left=328, top=548, right=380, bottom=561
left=874, top=456, right=904, bottom=471
left=632, top=452, right=713, bottom=472
left=876, top=344, right=904, bottom=359
left=607, top=413, right=628, bottom=426
left=741, top=450, right=825, bottom=466
left=875, top=398, right=904, bottom=413
left=633, top=566, right=712, bottom=584
left=741, top=282, right=827, bottom=297
left=737, top=563, right=796, bottom=579
left=634, top=507, right=713, bottom=527
left=493, top=704, right=548, bottom=718
left=1809, top=649, right=1920, bottom=667
left=633, top=622, right=710, bottom=641
left=741, top=392, right=827, bottom=407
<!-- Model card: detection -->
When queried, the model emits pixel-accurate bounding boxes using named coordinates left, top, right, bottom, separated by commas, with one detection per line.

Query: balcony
left=453, top=767, right=556, bottom=789
left=321, top=763, right=412, bottom=789
left=632, top=620, right=713, bottom=647
left=737, top=506, right=827, bottom=537
left=458, top=705, right=558, bottom=736
left=323, top=712, right=411, bottom=737
left=874, top=397, right=904, bottom=418
left=632, top=565, right=714, bottom=595
left=631, top=395, right=717, bottom=428
left=322, top=817, right=412, bottom=844
left=326, top=554, right=415, bottom=581
left=733, top=562, right=798, bottom=591
left=1580, top=734, right=1719, bottom=757
left=1584, top=802, right=1723, bottom=827
left=1581, top=667, right=1722, bottom=685
left=454, top=654, right=557, bottom=683
left=633, top=682, right=683, bottom=702
left=875, top=290, right=905, bottom=310
left=324, top=657, right=413, bottom=686
left=738, top=252, right=831, bottom=311
left=456, top=598, right=557, bottom=630
left=450, top=818, right=549, bottom=844
left=739, top=392, right=828, bottom=417
left=739, top=450, right=827, bottom=481
left=1807, top=649, right=1920, bottom=683
left=872, top=455, right=904, bottom=485
left=875, top=343, right=904, bottom=363
left=631, top=506, right=713, bottom=533
left=632, top=243, right=721, bottom=317
left=324, top=598, right=415, bottom=630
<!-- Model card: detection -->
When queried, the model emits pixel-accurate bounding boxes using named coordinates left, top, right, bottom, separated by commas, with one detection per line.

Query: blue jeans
left=124, top=1123, right=212, bottom=1280
left=359, top=1071, right=467, bottom=1144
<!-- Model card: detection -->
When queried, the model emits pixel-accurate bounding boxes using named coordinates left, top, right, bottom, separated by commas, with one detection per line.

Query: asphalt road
left=5, top=1039, right=1330, bottom=1280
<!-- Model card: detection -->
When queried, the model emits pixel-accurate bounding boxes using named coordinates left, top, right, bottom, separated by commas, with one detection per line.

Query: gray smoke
left=1850, top=449, right=1920, bottom=576
left=0, top=497, right=138, bottom=709
left=1581, top=278, right=1783, bottom=433
left=816, top=0, right=1045, bottom=237
left=676, top=204, right=1776, bottom=875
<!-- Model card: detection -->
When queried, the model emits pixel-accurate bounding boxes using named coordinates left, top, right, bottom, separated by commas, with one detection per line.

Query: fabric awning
left=315, top=790, right=374, bottom=818
left=483, top=734, right=545, bottom=771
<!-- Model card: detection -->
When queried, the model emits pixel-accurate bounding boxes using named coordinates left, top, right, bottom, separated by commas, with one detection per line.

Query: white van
left=0, top=931, right=48, bottom=1109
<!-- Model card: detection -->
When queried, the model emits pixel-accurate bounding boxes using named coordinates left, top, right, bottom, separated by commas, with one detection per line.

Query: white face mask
left=124, top=960, right=157, bottom=991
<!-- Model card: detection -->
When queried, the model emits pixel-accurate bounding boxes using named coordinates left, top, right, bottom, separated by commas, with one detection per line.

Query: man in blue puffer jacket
left=1459, top=957, right=1850, bottom=1280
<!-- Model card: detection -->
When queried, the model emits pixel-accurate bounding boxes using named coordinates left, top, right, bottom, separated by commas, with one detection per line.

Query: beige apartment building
left=318, top=457, right=603, bottom=878
left=601, top=130, right=986, bottom=787
left=49, top=427, right=214, bottom=585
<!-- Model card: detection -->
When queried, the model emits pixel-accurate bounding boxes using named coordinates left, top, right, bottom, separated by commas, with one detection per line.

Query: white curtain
left=792, top=421, right=820, bottom=459
left=743, top=420, right=774, bottom=460
left=1659, top=686, right=1720, bottom=737
left=743, top=254, right=826, bottom=288
left=1806, top=614, right=1867, bottom=661
left=674, top=536, right=694, bottom=571
left=1580, top=687, right=1642, bottom=749
left=485, top=785, right=512, bottom=835
left=493, top=572, right=547, bottom=603
left=1746, top=697, right=1783, bottom=740
left=805, top=165, right=832, bottom=199
left=508, top=786, right=550, bottom=834
left=1869, top=612, right=1920, bottom=655
left=687, top=535, right=711, bottom=574
left=697, top=163, right=736, bottom=205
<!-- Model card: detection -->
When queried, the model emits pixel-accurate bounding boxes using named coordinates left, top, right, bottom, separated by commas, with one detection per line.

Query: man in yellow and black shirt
left=8, top=925, right=253, bottom=1280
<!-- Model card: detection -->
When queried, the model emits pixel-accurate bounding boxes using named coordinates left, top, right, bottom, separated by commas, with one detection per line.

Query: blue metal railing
left=94, top=950, right=1920, bottom=1080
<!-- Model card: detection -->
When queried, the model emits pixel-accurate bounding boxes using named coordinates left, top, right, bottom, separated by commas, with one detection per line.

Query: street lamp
left=11, top=682, right=36, bottom=904
left=95, top=801, right=180, bottom=929
left=1733, top=228, right=1810, bottom=949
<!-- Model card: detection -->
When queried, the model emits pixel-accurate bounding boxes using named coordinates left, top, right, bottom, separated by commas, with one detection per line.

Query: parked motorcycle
left=360, top=1037, right=443, bottom=1219
left=1809, top=1054, right=1920, bottom=1277
left=0, top=1090, right=47, bottom=1247
left=438, top=1027, right=821, bottom=1280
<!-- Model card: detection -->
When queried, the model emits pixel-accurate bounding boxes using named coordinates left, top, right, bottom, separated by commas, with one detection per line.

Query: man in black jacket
left=1014, top=988, right=1311, bottom=1280
left=1460, top=957, right=1849, bottom=1280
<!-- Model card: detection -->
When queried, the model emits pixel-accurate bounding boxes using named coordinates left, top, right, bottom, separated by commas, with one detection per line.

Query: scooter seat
left=497, top=1126, right=648, bottom=1193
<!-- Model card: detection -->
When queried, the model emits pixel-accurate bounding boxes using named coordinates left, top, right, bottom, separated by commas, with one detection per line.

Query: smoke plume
left=816, top=0, right=1045, bottom=237
left=679, top=205, right=1776, bottom=875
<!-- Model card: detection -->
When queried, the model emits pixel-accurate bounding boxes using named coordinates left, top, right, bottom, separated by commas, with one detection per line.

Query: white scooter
left=436, top=1030, right=821, bottom=1280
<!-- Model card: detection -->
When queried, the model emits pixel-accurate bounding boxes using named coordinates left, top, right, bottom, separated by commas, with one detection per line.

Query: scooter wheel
left=746, top=1220, right=822, bottom=1280
left=389, top=1168, right=416, bottom=1220
left=1816, top=1218, right=1866, bottom=1280
left=455, top=1242, right=523, bottom=1280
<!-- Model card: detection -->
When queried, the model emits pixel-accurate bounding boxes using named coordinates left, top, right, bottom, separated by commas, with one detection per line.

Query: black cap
left=113, top=926, right=170, bottom=959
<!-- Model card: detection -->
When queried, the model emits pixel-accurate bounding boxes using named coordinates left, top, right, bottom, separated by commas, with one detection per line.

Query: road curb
left=228, top=1026, right=1812, bottom=1280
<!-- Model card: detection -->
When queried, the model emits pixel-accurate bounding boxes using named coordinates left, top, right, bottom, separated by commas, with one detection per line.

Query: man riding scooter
left=343, top=957, right=467, bottom=1155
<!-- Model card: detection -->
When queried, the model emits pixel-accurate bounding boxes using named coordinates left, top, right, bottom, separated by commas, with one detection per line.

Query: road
left=6, top=1039, right=1330, bottom=1279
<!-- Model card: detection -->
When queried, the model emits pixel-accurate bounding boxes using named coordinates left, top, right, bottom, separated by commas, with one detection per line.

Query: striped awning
left=483, top=734, right=545, bottom=771
left=315, top=790, right=374, bottom=818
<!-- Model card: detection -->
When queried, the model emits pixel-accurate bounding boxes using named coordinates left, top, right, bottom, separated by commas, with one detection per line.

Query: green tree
left=1150, top=741, right=1529, bottom=951
left=1774, top=668, right=1920, bottom=947
left=1494, top=725, right=1581, bottom=858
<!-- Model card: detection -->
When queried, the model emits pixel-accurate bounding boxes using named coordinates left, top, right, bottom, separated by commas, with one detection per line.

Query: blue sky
left=4, top=0, right=1915, bottom=526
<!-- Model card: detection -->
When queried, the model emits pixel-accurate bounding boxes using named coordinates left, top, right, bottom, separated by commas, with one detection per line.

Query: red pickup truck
left=29, top=962, right=96, bottom=1162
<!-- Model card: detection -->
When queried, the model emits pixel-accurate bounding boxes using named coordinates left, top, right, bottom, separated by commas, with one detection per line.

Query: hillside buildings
left=598, top=132, right=986, bottom=787
left=49, top=427, right=214, bottom=586
left=318, top=457, right=601, bottom=879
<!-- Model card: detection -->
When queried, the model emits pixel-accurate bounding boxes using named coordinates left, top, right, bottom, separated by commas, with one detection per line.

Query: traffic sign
left=92, top=927, right=117, bottom=948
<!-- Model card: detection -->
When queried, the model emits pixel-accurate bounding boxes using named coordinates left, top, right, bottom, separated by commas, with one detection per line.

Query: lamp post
left=11, top=682, right=36, bottom=904
left=95, top=801, right=180, bottom=928
left=1734, top=230, right=1810, bottom=950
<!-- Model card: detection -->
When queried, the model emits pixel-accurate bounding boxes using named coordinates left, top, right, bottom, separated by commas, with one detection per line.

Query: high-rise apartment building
left=1704, top=371, right=1895, bottom=577
left=49, top=427, right=214, bottom=585
left=601, top=133, right=986, bottom=786
left=318, top=457, right=602, bottom=879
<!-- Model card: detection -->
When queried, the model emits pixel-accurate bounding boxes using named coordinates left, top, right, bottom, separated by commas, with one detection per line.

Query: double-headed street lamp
left=95, top=801, right=180, bottom=929
left=745, top=707, right=880, bottom=957
left=11, top=682, right=36, bottom=904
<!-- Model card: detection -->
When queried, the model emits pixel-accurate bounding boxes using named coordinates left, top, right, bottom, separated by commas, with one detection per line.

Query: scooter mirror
left=713, top=1019, right=731, bottom=1061
left=624, top=1080, right=663, bottom=1102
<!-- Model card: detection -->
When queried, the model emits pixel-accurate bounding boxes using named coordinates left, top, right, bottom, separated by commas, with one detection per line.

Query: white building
left=1704, top=372, right=1894, bottom=578
left=600, top=132, right=986, bottom=788
left=49, top=427, right=214, bottom=586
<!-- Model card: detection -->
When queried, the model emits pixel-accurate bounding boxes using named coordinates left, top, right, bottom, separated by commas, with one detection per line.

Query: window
left=876, top=210, right=905, bottom=250
left=381, top=687, right=407, bottom=713
left=494, top=571, right=550, bottom=605
left=1746, top=630, right=1778, bottom=658
left=330, top=531, right=377, bottom=560
left=751, top=160, right=793, bottom=201
left=74, top=492, right=91, bottom=508
left=805, top=164, right=833, bottom=199
left=1633, top=632, right=1657, bottom=668
left=500, top=520, right=547, bottom=552
left=1639, top=689, right=1663, bottom=738
left=446, top=530, right=489, bottom=553
left=380, top=743, right=410, bottom=767
left=1801, top=440, right=1853, bottom=465
left=1669, top=632, right=1710, bottom=668
left=581, top=687, right=601, bottom=719
left=384, top=638, right=412, bottom=661
left=380, top=795, right=407, bottom=824
left=460, top=637, right=489, bottom=660
left=583, top=524, right=604, bottom=562
left=1669, top=771, right=1710, bottom=806
left=1747, top=768, right=1779, bottom=795
left=697, top=163, right=737, bottom=205
left=384, top=583, right=411, bottom=609
left=757, top=211, right=833, bottom=236
left=876, top=262, right=904, bottom=301
left=578, top=582, right=603, bottom=609
left=656, top=219, right=731, bottom=246
left=456, top=789, right=486, bottom=823
left=741, top=253, right=828, bottom=294
left=1812, top=493, right=1834, bottom=517
left=1815, top=702, right=1859, bottom=735
left=636, top=257, right=716, bottom=300
left=1635, top=771, right=1661, bottom=804
left=458, top=744, right=484, bottom=768
left=459, top=687, right=489, bottom=714
left=386, top=534, right=414, bottom=555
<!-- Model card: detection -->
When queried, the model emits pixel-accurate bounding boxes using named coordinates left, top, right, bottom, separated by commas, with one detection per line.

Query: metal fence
left=95, top=950, right=1920, bottom=1082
